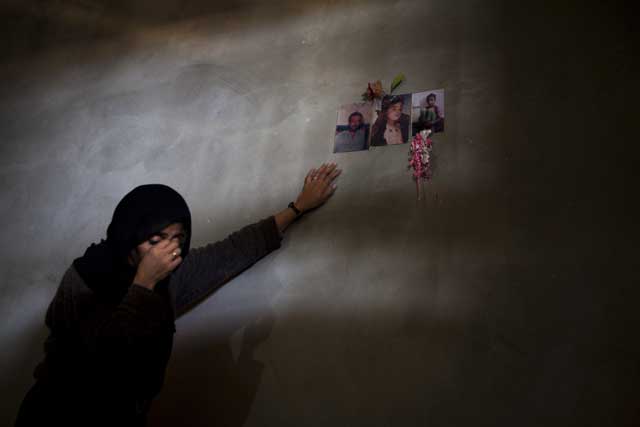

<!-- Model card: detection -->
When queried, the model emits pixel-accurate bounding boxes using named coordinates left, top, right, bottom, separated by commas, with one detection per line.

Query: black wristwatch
left=288, top=201, right=302, bottom=216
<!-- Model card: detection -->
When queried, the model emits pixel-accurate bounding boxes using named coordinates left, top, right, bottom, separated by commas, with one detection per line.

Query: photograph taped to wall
left=334, top=102, right=373, bottom=153
left=370, top=94, right=412, bottom=146
left=412, top=89, right=445, bottom=136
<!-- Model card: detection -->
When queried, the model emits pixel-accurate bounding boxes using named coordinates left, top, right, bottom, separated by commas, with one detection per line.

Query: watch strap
left=288, top=201, right=302, bottom=216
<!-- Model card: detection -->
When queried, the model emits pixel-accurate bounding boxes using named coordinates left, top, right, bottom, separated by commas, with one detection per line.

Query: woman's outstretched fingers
left=295, top=163, right=341, bottom=212
left=319, top=164, right=338, bottom=185
left=329, top=167, right=342, bottom=180
left=323, top=182, right=337, bottom=198
left=319, top=164, right=331, bottom=181
left=325, top=164, right=338, bottom=181
left=305, top=168, right=316, bottom=185
left=312, top=165, right=324, bottom=181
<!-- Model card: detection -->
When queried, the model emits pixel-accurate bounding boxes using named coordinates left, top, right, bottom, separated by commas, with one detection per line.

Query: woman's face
left=427, top=96, right=436, bottom=107
left=386, top=102, right=403, bottom=122
left=128, top=222, right=186, bottom=266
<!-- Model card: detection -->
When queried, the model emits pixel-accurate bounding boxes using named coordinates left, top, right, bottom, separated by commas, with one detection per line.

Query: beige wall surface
left=0, top=1, right=636, bottom=426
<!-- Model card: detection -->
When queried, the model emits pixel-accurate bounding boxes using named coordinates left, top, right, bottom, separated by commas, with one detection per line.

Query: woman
left=15, top=163, right=341, bottom=426
left=370, top=95, right=411, bottom=146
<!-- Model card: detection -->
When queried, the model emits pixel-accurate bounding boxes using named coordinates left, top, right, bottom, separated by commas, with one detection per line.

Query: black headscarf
left=73, top=184, right=192, bottom=301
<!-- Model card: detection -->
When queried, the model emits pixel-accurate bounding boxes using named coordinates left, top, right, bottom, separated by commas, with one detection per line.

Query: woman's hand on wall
left=295, top=163, right=342, bottom=213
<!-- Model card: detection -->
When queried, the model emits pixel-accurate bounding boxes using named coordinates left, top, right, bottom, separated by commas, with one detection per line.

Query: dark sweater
left=16, top=216, right=282, bottom=426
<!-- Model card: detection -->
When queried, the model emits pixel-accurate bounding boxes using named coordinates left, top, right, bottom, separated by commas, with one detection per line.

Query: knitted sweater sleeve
left=38, top=266, right=174, bottom=400
left=169, top=216, right=282, bottom=316
left=45, top=266, right=172, bottom=341
left=81, top=285, right=173, bottom=341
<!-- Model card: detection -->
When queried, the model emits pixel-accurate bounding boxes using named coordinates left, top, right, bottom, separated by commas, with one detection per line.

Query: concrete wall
left=1, top=1, right=636, bottom=426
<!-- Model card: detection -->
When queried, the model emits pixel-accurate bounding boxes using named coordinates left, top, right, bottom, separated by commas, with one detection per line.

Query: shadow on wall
left=7, top=181, right=637, bottom=426
left=0, top=0, right=382, bottom=59
left=1, top=0, right=255, bottom=56
left=145, top=182, right=508, bottom=426
left=149, top=312, right=275, bottom=427
left=2, top=172, right=498, bottom=426
left=8, top=307, right=272, bottom=427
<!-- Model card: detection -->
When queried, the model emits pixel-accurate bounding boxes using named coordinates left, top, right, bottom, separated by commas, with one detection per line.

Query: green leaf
left=390, top=73, right=405, bottom=93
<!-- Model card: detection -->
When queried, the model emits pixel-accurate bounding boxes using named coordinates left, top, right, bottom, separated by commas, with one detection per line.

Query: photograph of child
left=334, top=102, right=372, bottom=153
left=370, top=94, right=412, bottom=146
left=412, top=89, right=445, bottom=135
